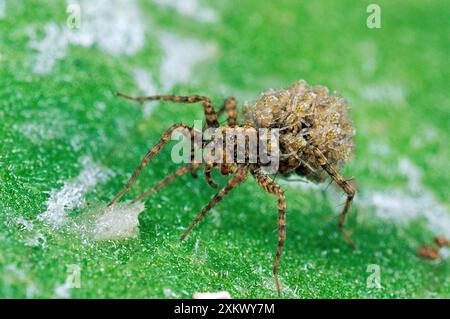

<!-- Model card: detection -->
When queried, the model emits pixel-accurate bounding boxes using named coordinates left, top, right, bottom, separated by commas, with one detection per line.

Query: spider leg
left=131, top=163, right=201, bottom=203
left=189, top=143, right=199, bottom=178
left=252, top=167, right=286, bottom=297
left=216, top=103, right=226, bottom=118
left=223, top=96, right=237, bottom=126
left=180, top=166, right=248, bottom=240
left=204, top=164, right=218, bottom=188
left=313, top=148, right=356, bottom=248
left=202, top=96, right=237, bottom=130
left=190, top=167, right=199, bottom=178
left=116, top=92, right=219, bottom=128
left=108, top=123, right=193, bottom=206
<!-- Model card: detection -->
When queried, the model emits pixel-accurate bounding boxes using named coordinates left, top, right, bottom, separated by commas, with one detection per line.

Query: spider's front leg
left=130, top=163, right=201, bottom=203
left=181, top=166, right=248, bottom=239
left=108, top=123, right=194, bottom=206
left=116, top=93, right=220, bottom=128
left=313, top=148, right=356, bottom=248
left=251, top=167, right=286, bottom=296
left=189, top=141, right=199, bottom=179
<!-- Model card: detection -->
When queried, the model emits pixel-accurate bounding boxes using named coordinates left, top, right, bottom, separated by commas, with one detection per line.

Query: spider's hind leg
left=204, top=164, right=218, bottom=188
left=116, top=93, right=219, bottom=128
left=313, top=148, right=356, bottom=248
left=252, top=167, right=287, bottom=296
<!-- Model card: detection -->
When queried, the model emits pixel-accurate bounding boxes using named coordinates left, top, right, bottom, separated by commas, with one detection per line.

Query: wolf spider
left=108, top=80, right=356, bottom=295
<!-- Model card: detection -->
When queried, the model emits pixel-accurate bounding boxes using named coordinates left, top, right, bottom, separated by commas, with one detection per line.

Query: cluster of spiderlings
left=243, top=80, right=355, bottom=180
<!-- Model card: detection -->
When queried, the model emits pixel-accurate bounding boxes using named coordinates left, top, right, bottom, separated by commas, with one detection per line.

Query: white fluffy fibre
left=0, top=0, right=6, bottom=18
left=441, top=248, right=450, bottom=259
left=54, top=282, right=71, bottom=299
left=28, top=22, right=68, bottom=74
left=4, top=264, right=38, bottom=298
left=16, top=216, right=34, bottom=231
left=362, top=83, right=405, bottom=103
left=132, top=68, right=157, bottom=95
left=28, top=0, right=218, bottom=99
left=38, top=157, right=112, bottom=227
left=278, top=175, right=325, bottom=191
left=24, top=232, right=47, bottom=248
left=13, top=122, right=62, bottom=144
left=397, top=157, right=422, bottom=192
left=132, top=68, right=158, bottom=116
left=29, top=0, right=145, bottom=74
left=130, top=33, right=218, bottom=113
left=193, top=291, right=231, bottom=299
left=159, top=32, right=217, bottom=90
left=359, top=157, right=450, bottom=237
left=66, top=0, right=145, bottom=56
left=92, top=201, right=145, bottom=240
left=154, top=0, right=218, bottom=23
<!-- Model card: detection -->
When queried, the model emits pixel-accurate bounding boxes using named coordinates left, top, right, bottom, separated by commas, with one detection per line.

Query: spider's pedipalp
left=181, top=166, right=248, bottom=240
left=203, top=96, right=238, bottom=130
left=116, top=92, right=220, bottom=128
left=108, top=123, right=194, bottom=206
left=252, top=166, right=286, bottom=297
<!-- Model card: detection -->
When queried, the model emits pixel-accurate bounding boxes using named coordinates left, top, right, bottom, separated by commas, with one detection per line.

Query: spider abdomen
left=243, top=80, right=355, bottom=181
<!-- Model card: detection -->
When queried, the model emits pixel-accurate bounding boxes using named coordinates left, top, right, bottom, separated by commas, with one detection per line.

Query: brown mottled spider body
left=108, top=80, right=356, bottom=295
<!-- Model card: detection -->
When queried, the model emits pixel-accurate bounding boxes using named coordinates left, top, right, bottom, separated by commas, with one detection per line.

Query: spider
left=108, top=80, right=356, bottom=295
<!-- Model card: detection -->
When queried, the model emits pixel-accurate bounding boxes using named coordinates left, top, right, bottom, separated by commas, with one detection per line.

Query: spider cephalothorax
left=108, top=80, right=356, bottom=295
